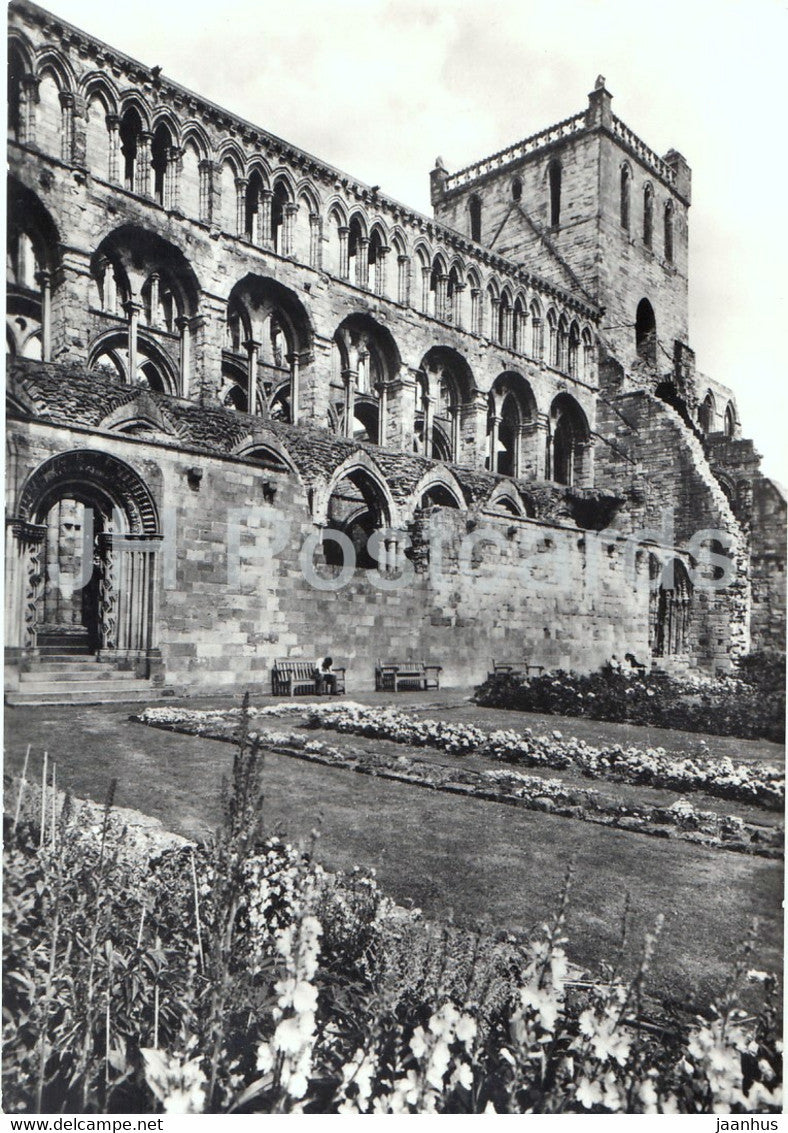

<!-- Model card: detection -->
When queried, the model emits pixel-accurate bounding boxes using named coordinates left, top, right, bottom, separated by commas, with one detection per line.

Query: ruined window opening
left=724, top=402, right=736, bottom=438
left=469, top=195, right=482, bottom=242
left=271, top=181, right=288, bottom=252
left=151, top=124, right=172, bottom=207
left=512, top=177, right=522, bottom=202
left=620, top=164, right=631, bottom=230
left=635, top=298, right=656, bottom=363
left=8, top=45, right=26, bottom=141
left=698, top=392, right=715, bottom=434
left=664, top=200, right=674, bottom=263
left=548, top=160, right=561, bottom=227
left=119, top=109, right=141, bottom=192
left=643, top=183, right=654, bottom=248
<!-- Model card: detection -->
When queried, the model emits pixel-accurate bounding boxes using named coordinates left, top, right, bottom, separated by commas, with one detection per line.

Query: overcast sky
left=41, top=0, right=788, bottom=483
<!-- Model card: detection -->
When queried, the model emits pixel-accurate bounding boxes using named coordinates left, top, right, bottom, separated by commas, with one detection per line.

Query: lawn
left=4, top=698, right=783, bottom=1014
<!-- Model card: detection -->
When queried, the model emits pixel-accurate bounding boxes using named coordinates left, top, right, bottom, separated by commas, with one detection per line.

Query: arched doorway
left=6, top=451, right=161, bottom=667
left=649, top=555, right=693, bottom=657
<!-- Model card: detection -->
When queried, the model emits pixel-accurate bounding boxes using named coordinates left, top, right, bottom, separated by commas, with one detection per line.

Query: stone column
left=342, top=368, right=358, bottom=437
left=452, top=281, right=466, bottom=328
left=377, top=381, right=388, bottom=447
left=136, top=132, right=152, bottom=197
left=356, top=236, right=369, bottom=288
left=421, top=266, right=431, bottom=313
left=384, top=372, right=418, bottom=451
left=198, top=159, right=214, bottom=223
left=470, top=287, right=481, bottom=334
left=176, top=316, right=192, bottom=398
left=460, top=391, right=490, bottom=470
left=21, top=76, right=39, bottom=146
left=51, top=248, right=92, bottom=363
left=235, top=177, right=248, bottom=238
left=338, top=227, right=350, bottom=278
left=423, top=394, right=435, bottom=458
left=284, top=202, right=297, bottom=256
left=106, top=114, right=120, bottom=182
left=59, top=90, right=74, bottom=163
left=376, top=246, right=389, bottom=295
left=488, top=411, right=501, bottom=472
left=148, top=273, right=160, bottom=327
left=287, top=352, right=300, bottom=424
left=575, top=437, right=595, bottom=488
left=490, top=296, right=501, bottom=342
left=397, top=254, right=410, bottom=304
left=193, top=295, right=225, bottom=402
left=245, top=339, right=261, bottom=413
left=36, top=270, right=52, bottom=362
left=260, top=189, right=273, bottom=247
left=520, top=413, right=549, bottom=480
left=125, top=299, right=142, bottom=384
left=168, top=146, right=181, bottom=211
left=309, top=213, right=322, bottom=268
left=436, top=274, right=448, bottom=322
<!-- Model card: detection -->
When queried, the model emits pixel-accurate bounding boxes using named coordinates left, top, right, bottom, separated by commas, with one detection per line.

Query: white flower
left=576, top=1076, right=603, bottom=1108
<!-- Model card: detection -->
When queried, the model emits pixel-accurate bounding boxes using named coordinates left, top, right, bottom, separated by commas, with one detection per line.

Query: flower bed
left=134, top=708, right=783, bottom=856
left=141, top=702, right=783, bottom=811
left=475, top=655, right=786, bottom=743
left=3, top=736, right=782, bottom=1115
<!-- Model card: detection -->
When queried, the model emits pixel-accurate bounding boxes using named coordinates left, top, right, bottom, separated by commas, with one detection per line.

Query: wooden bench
left=487, top=660, right=545, bottom=680
left=375, top=660, right=442, bottom=692
left=271, top=659, right=346, bottom=697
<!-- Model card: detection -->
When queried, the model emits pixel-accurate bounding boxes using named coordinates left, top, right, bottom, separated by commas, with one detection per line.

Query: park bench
left=488, top=660, right=545, bottom=680
left=375, top=659, right=442, bottom=692
left=271, top=658, right=346, bottom=697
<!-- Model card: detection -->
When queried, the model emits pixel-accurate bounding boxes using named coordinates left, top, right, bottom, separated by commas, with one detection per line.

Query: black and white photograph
left=4, top=0, right=786, bottom=1118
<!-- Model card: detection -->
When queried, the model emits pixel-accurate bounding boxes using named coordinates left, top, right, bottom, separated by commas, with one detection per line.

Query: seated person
left=314, top=655, right=337, bottom=695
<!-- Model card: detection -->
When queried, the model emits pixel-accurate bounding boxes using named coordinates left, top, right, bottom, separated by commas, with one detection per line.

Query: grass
left=4, top=697, right=783, bottom=1013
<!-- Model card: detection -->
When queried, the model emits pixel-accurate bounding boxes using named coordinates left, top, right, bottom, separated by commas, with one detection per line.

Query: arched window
left=568, top=321, right=580, bottom=378
left=151, top=123, right=174, bottom=209
left=119, top=108, right=142, bottom=193
left=347, top=216, right=365, bottom=286
left=489, top=372, right=537, bottom=478
left=556, top=315, right=569, bottom=372
left=548, top=160, right=561, bottom=227
left=550, top=394, right=590, bottom=486
left=512, top=177, right=522, bottom=202
left=530, top=300, right=544, bottom=360
left=469, top=195, right=482, bottom=242
left=367, top=228, right=385, bottom=293
left=620, top=164, right=631, bottom=230
left=447, top=265, right=461, bottom=325
left=512, top=297, right=526, bottom=352
left=497, top=292, right=511, bottom=347
left=245, top=171, right=264, bottom=244
left=581, top=327, right=595, bottom=381
left=635, top=298, right=656, bottom=363
left=643, top=183, right=654, bottom=248
left=271, top=180, right=289, bottom=253
left=724, top=402, right=736, bottom=438
left=8, top=44, right=29, bottom=142
left=664, top=200, right=674, bottom=263
left=546, top=309, right=558, bottom=367
left=698, top=392, right=715, bottom=434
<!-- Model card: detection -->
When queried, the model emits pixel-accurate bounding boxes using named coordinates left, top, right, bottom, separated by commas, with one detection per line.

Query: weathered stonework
left=5, top=2, right=785, bottom=697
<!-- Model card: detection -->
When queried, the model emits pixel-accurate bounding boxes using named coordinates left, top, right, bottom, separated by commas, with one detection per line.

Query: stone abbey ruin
left=6, top=0, right=786, bottom=702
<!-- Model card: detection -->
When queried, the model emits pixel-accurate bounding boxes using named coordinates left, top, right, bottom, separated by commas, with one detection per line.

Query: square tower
left=431, top=78, right=692, bottom=384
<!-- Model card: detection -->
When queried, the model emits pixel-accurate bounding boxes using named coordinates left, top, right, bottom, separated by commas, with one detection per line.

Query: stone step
left=22, top=660, right=118, bottom=674
left=12, top=676, right=153, bottom=694
left=5, top=682, right=172, bottom=706
left=37, top=646, right=93, bottom=657
left=20, top=667, right=141, bottom=683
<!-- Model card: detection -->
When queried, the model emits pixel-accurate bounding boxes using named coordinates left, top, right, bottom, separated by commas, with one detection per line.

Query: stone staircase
left=6, top=629, right=170, bottom=706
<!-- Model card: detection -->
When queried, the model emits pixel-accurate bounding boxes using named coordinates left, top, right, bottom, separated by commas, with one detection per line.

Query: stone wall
left=8, top=413, right=654, bottom=692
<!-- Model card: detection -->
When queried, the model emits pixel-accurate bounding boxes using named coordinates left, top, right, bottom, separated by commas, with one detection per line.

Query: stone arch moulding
left=8, top=450, right=162, bottom=661
left=310, top=449, right=400, bottom=529
left=407, top=465, right=468, bottom=521
left=16, top=449, right=160, bottom=536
